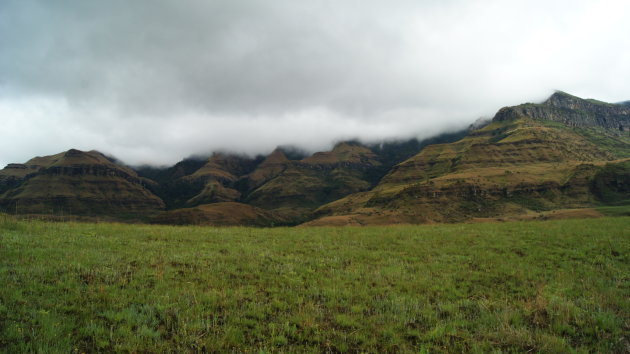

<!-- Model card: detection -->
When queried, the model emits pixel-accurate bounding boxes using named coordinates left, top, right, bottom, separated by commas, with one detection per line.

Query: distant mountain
left=142, top=135, right=466, bottom=225
left=309, top=92, right=630, bottom=225
left=0, top=149, right=164, bottom=220
left=3, top=91, right=628, bottom=226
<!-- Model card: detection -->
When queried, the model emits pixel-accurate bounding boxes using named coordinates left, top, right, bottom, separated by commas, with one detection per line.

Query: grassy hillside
left=310, top=92, right=630, bottom=225
left=314, top=115, right=630, bottom=224
left=1, top=216, right=628, bottom=352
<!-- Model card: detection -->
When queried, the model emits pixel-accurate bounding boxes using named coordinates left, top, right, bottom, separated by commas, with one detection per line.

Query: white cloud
left=1, top=0, right=629, bottom=167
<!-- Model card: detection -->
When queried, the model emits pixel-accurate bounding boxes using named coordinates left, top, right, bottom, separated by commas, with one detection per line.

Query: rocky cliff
left=494, top=91, right=630, bottom=131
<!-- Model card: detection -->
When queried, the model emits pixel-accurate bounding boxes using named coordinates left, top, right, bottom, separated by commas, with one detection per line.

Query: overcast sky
left=1, top=0, right=629, bottom=167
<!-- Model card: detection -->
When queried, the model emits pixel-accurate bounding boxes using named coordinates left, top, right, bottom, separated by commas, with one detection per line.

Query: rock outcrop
left=494, top=91, right=630, bottom=131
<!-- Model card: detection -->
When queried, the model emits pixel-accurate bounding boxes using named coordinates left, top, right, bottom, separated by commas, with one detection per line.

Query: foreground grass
left=0, top=217, right=628, bottom=352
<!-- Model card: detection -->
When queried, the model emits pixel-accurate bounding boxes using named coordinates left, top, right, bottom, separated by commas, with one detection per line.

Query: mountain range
left=1, top=91, right=629, bottom=225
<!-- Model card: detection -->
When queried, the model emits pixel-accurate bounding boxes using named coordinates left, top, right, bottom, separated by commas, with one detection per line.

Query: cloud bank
left=1, top=0, right=629, bottom=166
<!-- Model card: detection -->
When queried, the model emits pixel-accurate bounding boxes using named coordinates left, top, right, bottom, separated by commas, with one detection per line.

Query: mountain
left=309, top=92, right=630, bottom=225
left=177, top=153, right=262, bottom=205
left=0, top=149, right=164, bottom=220
left=134, top=156, right=207, bottom=209
left=3, top=91, right=628, bottom=226
left=494, top=91, right=630, bottom=131
left=240, top=148, right=291, bottom=192
left=136, top=153, right=264, bottom=210
left=246, top=143, right=379, bottom=203
left=144, top=136, right=465, bottom=225
left=145, top=142, right=390, bottom=224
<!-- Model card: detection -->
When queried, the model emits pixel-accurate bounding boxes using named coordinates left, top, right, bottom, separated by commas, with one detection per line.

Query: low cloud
left=1, top=0, right=629, bottom=166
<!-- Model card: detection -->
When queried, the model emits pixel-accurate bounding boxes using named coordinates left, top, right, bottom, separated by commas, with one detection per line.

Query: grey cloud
left=1, top=0, right=629, bottom=166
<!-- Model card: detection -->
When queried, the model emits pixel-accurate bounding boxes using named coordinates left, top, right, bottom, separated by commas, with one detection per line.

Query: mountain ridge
left=308, top=92, right=630, bottom=225
left=1, top=91, right=629, bottom=225
left=494, top=91, right=630, bottom=131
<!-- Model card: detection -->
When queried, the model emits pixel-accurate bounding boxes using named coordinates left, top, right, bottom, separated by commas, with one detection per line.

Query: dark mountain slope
left=141, top=136, right=464, bottom=225
left=0, top=149, right=164, bottom=219
left=136, top=154, right=265, bottom=209
left=135, top=157, right=208, bottom=209
left=180, top=153, right=263, bottom=205
left=239, top=142, right=381, bottom=223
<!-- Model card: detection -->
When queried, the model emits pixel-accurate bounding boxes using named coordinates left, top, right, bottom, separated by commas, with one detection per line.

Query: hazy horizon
left=2, top=0, right=629, bottom=167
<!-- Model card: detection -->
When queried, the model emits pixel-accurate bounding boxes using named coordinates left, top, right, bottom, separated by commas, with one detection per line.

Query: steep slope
left=180, top=153, right=261, bottom=205
left=135, top=157, right=208, bottom=209
left=312, top=92, right=630, bottom=225
left=142, top=139, right=447, bottom=225
left=0, top=149, right=164, bottom=219
left=238, top=148, right=290, bottom=192
left=137, top=153, right=264, bottom=209
left=242, top=142, right=382, bottom=222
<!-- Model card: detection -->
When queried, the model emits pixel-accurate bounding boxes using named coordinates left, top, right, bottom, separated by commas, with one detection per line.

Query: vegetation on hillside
left=314, top=100, right=630, bottom=225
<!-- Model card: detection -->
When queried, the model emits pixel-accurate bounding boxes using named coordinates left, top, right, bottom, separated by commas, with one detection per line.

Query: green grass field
left=1, top=216, right=628, bottom=352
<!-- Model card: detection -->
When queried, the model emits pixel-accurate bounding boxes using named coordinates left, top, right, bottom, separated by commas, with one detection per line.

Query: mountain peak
left=542, top=91, right=614, bottom=110
left=544, top=90, right=580, bottom=105
left=492, top=91, right=630, bottom=131
left=264, top=149, right=289, bottom=164
left=64, top=148, right=83, bottom=156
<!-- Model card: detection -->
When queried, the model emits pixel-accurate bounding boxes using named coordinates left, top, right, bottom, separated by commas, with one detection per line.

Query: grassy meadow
left=0, top=215, right=629, bottom=352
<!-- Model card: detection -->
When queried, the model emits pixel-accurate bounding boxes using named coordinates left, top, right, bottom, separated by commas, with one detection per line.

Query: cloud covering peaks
left=1, top=0, right=629, bottom=166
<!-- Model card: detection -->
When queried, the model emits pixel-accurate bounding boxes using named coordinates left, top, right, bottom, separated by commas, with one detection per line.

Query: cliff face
left=494, top=91, right=630, bottom=131
left=0, top=149, right=164, bottom=219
